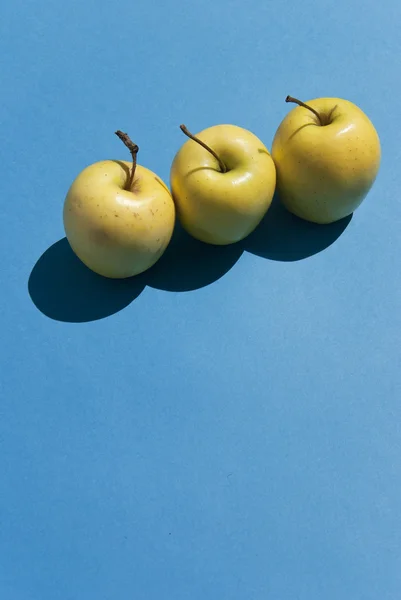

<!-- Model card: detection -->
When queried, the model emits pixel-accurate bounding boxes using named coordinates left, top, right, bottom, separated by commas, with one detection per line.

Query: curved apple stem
left=285, top=95, right=323, bottom=126
left=179, top=124, right=227, bottom=173
left=115, top=130, right=139, bottom=190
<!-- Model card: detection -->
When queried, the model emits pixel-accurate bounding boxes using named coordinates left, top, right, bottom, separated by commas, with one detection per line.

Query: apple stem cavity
left=285, top=95, right=323, bottom=126
left=115, top=130, right=139, bottom=190
left=179, top=124, right=227, bottom=173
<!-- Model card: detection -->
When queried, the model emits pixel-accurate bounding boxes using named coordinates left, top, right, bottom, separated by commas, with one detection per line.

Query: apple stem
left=115, top=130, right=139, bottom=190
left=285, top=95, right=323, bottom=126
left=179, top=124, right=227, bottom=173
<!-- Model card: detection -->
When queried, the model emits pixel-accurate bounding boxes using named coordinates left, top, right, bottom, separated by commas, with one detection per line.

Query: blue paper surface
left=1, top=1, right=400, bottom=598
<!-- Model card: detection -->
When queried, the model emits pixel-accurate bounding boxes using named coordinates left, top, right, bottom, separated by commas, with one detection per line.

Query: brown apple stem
left=179, top=124, right=227, bottom=173
left=285, top=95, right=323, bottom=125
left=115, top=130, right=139, bottom=190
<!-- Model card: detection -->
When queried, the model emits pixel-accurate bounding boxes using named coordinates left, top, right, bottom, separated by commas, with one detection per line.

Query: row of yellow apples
left=63, top=95, right=381, bottom=279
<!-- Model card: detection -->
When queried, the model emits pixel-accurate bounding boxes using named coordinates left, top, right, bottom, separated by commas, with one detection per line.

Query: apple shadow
left=146, top=221, right=244, bottom=293
left=28, top=223, right=244, bottom=323
left=28, top=238, right=146, bottom=323
left=28, top=194, right=351, bottom=322
left=244, top=194, right=352, bottom=261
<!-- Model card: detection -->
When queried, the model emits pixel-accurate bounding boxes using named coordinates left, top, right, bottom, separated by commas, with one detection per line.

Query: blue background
left=1, top=0, right=400, bottom=598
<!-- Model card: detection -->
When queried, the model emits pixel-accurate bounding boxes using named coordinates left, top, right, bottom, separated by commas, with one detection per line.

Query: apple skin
left=63, top=160, right=175, bottom=278
left=271, top=98, right=381, bottom=224
left=170, top=124, right=277, bottom=245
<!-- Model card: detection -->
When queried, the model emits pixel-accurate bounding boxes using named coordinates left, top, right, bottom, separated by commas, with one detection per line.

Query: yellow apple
left=170, top=124, right=276, bottom=245
left=63, top=132, right=175, bottom=279
left=271, top=96, right=381, bottom=224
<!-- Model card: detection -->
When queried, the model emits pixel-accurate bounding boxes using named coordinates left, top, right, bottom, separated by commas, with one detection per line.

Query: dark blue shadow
left=28, top=195, right=351, bottom=323
left=146, top=221, right=244, bottom=292
left=244, top=194, right=352, bottom=262
left=28, top=238, right=146, bottom=323
left=28, top=222, right=244, bottom=323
